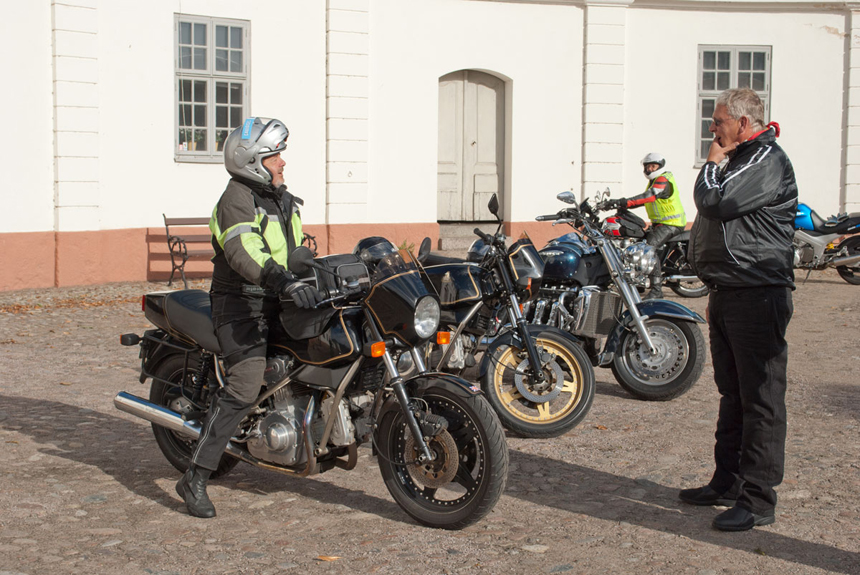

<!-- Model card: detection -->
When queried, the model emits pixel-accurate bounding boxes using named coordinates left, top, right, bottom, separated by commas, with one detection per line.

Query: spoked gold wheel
left=482, top=329, right=595, bottom=438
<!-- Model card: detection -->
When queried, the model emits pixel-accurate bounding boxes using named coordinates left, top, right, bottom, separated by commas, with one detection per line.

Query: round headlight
left=414, top=296, right=440, bottom=340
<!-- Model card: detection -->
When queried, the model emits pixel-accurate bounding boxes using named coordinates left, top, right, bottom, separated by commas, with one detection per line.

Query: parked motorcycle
left=794, top=203, right=860, bottom=285
left=419, top=194, right=596, bottom=438
left=593, top=189, right=707, bottom=298
left=115, top=240, right=508, bottom=530
left=526, top=191, right=706, bottom=401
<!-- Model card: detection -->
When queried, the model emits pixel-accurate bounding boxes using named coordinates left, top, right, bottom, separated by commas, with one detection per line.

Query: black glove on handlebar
left=282, top=281, right=323, bottom=309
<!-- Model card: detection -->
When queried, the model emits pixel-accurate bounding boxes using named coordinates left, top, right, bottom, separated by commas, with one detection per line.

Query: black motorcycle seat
left=669, top=230, right=690, bottom=242
left=424, top=253, right=467, bottom=265
left=806, top=208, right=860, bottom=235
left=163, top=290, right=221, bottom=354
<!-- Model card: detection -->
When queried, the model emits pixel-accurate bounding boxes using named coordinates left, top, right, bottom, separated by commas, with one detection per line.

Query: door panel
left=438, top=70, right=505, bottom=222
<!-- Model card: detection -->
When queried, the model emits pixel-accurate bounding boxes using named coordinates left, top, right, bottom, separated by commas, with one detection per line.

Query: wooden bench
left=163, top=215, right=214, bottom=288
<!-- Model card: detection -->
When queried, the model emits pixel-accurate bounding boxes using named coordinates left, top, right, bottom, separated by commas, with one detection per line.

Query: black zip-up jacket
left=689, top=127, right=797, bottom=289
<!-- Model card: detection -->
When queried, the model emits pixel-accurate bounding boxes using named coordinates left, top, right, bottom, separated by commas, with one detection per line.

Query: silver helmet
left=223, top=117, right=289, bottom=185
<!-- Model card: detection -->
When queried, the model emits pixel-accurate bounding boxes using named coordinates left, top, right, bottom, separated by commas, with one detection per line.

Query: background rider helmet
left=223, top=117, right=289, bottom=185
left=640, top=152, right=667, bottom=180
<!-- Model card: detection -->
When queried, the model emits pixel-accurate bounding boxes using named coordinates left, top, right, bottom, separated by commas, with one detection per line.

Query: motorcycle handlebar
left=473, top=227, right=493, bottom=242
left=535, top=214, right=560, bottom=221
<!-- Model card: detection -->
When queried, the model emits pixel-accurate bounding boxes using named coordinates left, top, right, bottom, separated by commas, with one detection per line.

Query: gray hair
left=716, top=88, right=765, bottom=131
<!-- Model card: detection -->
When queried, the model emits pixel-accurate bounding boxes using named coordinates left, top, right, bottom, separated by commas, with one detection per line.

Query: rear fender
left=477, top=324, right=584, bottom=380
left=601, top=299, right=704, bottom=365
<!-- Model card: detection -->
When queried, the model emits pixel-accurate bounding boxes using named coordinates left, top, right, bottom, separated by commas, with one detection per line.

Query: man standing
left=683, top=88, right=796, bottom=531
left=175, top=117, right=321, bottom=518
left=606, top=152, right=686, bottom=299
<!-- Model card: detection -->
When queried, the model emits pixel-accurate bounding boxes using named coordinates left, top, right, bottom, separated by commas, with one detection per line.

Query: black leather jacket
left=689, top=127, right=797, bottom=289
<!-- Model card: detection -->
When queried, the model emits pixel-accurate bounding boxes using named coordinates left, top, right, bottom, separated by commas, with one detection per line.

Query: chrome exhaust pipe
left=114, top=391, right=201, bottom=438
left=831, top=253, right=860, bottom=268
left=664, top=275, right=700, bottom=282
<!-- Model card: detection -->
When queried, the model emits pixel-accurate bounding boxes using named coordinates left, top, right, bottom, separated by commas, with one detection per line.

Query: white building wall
left=624, top=6, right=846, bottom=217
left=93, top=0, right=326, bottom=231
left=2, top=1, right=55, bottom=234
left=368, top=0, right=584, bottom=224
left=0, top=0, right=852, bottom=239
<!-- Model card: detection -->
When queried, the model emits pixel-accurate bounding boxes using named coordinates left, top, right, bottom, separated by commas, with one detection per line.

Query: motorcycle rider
left=175, top=117, right=322, bottom=518
left=606, top=153, right=687, bottom=299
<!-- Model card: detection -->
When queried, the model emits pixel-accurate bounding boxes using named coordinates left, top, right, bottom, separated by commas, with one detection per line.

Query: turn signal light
left=141, top=295, right=146, bottom=312
left=436, top=331, right=451, bottom=345
left=370, top=341, right=386, bottom=357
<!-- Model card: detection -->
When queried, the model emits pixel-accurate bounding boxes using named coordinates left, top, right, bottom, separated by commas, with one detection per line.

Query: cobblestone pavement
left=0, top=273, right=858, bottom=574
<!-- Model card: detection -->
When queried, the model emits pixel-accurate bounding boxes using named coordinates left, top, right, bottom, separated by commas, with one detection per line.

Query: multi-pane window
left=697, top=46, right=771, bottom=163
left=175, top=15, right=249, bottom=162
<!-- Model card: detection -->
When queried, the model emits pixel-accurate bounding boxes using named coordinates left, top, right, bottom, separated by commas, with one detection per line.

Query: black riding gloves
left=282, top=281, right=323, bottom=309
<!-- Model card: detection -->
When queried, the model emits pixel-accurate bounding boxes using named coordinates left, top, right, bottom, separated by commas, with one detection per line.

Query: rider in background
left=606, top=152, right=687, bottom=299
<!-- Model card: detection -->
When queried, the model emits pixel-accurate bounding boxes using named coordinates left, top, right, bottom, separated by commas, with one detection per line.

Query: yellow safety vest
left=645, top=171, right=686, bottom=227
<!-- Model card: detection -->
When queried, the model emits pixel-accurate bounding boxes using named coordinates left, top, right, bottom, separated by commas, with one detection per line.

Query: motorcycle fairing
left=423, top=263, right=484, bottom=307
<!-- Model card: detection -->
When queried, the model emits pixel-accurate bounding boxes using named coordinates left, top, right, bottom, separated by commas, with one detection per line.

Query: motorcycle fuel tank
left=540, top=233, right=610, bottom=286
left=795, top=203, right=815, bottom=231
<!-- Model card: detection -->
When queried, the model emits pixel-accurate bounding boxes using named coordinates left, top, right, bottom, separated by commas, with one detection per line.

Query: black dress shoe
left=679, top=485, right=737, bottom=507
left=712, top=506, right=775, bottom=532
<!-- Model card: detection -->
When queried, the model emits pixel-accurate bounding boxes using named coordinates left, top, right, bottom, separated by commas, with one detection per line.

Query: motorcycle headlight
left=414, top=296, right=440, bottom=340
left=623, top=243, right=658, bottom=277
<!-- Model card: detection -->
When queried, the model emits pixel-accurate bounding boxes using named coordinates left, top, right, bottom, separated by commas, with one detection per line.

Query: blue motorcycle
left=794, top=203, right=860, bottom=285
left=524, top=192, right=706, bottom=401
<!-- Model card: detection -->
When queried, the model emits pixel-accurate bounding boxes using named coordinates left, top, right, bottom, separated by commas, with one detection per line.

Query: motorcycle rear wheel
left=836, top=236, right=860, bottom=285
left=150, top=354, right=239, bottom=479
left=376, top=387, right=508, bottom=530
left=668, top=279, right=709, bottom=298
left=611, top=318, right=705, bottom=401
left=482, top=330, right=595, bottom=437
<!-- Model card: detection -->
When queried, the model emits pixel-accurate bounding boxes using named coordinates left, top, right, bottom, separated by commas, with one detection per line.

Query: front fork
left=365, top=309, right=436, bottom=463
left=508, top=293, right=547, bottom=383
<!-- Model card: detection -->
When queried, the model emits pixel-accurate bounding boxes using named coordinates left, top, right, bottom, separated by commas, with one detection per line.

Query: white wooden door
left=437, top=70, right=505, bottom=221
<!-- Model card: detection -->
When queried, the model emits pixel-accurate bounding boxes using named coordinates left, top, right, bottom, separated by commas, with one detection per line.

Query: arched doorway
left=437, top=70, right=506, bottom=222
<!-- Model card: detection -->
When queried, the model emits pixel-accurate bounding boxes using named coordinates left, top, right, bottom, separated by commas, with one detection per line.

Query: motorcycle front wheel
left=836, top=236, right=860, bottom=285
left=376, top=386, right=508, bottom=530
left=482, top=329, right=595, bottom=438
left=149, top=354, right=239, bottom=478
left=611, top=318, right=705, bottom=401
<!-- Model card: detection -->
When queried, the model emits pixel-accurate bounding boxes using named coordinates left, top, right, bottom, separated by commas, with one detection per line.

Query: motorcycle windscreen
left=507, top=232, right=544, bottom=298
left=365, top=249, right=439, bottom=346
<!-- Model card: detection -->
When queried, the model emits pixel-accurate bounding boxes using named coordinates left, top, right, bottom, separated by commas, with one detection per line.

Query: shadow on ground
left=1, top=393, right=858, bottom=572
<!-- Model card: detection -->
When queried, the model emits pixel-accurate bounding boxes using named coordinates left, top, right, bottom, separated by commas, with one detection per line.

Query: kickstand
left=803, top=269, right=812, bottom=284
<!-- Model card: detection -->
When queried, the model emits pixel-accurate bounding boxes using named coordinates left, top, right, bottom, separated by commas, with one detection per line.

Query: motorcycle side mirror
left=557, top=191, right=577, bottom=205
left=288, top=246, right=316, bottom=275
left=417, top=237, right=432, bottom=263
left=487, top=194, right=500, bottom=218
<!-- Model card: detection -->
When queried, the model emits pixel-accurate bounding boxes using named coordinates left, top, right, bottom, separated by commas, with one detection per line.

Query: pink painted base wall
left=0, top=222, right=442, bottom=291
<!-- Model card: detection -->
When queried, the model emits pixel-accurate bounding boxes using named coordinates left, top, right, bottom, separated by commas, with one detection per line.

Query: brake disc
left=403, top=429, right=459, bottom=488
left=513, top=358, right=565, bottom=403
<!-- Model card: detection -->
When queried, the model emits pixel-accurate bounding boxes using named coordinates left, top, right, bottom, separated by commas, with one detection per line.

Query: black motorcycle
left=115, top=240, right=508, bottom=530
left=527, top=192, right=706, bottom=401
left=420, top=194, right=595, bottom=438
left=594, top=189, right=707, bottom=298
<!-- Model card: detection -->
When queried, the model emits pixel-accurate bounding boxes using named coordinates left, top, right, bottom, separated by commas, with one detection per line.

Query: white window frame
left=174, top=14, right=250, bottom=163
left=696, top=45, right=771, bottom=166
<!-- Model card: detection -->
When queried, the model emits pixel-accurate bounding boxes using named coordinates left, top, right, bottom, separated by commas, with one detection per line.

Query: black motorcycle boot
left=175, top=465, right=216, bottom=518
left=645, top=275, right=663, bottom=300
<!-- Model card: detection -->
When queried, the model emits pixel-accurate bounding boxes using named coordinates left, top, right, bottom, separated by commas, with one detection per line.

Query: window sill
left=175, top=155, right=223, bottom=164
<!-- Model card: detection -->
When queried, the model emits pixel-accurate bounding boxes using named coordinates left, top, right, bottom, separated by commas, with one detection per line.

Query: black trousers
left=707, top=286, right=793, bottom=513
left=191, top=292, right=282, bottom=471
left=645, top=224, right=683, bottom=287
